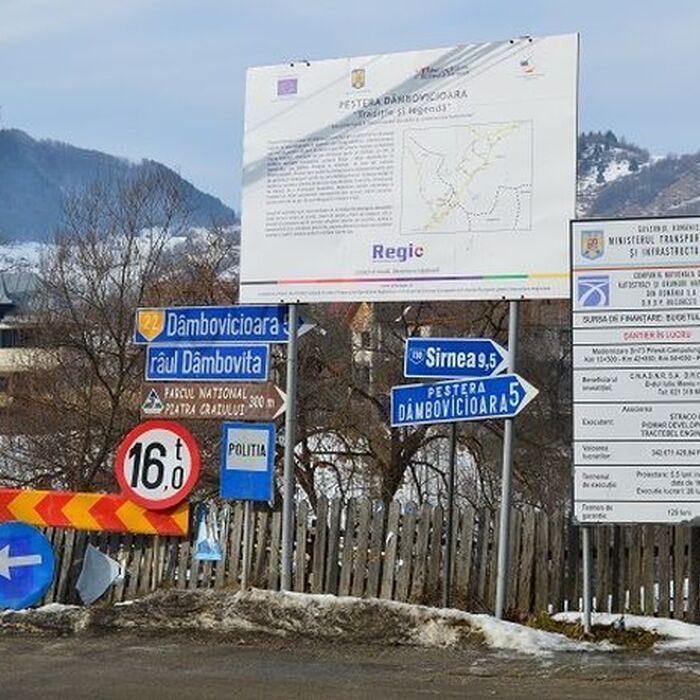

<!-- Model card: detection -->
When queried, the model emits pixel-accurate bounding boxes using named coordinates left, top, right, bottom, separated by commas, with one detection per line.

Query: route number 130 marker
left=115, top=420, right=200, bottom=510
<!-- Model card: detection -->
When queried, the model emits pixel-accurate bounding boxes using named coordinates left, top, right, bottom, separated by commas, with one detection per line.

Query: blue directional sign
left=0, top=522, right=55, bottom=610
left=391, top=374, right=538, bottom=427
left=220, top=422, right=275, bottom=501
left=404, top=337, right=508, bottom=379
left=134, top=305, right=314, bottom=345
left=145, top=343, right=269, bottom=382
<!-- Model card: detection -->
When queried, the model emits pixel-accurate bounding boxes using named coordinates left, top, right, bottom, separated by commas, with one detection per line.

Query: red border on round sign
left=115, top=420, right=200, bottom=510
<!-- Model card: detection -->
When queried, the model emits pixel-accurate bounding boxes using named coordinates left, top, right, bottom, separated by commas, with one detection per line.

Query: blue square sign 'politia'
left=220, top=422, right=275, bottom=501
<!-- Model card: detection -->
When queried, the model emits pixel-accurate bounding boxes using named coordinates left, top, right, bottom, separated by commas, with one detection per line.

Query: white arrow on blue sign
left=391, top=374, right=538, bottom=428
left=0, top=522, right=56, bottom=610
left=145, top=343, right=269, bottom=382
left=134, top=305, right=314, bottom=345
left=404, top=337, right=508, bottom=379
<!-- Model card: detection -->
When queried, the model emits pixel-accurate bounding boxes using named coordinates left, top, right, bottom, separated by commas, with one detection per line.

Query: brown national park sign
left=141, top=382, right=286, bottom=420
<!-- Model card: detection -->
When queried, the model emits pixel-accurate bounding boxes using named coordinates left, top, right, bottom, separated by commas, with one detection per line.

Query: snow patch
left=602, top=159, right=631, bottom=183
left=470, top=612, right=603, bottom=654
left=0, top=241, right=47, bottom=272
left=0, top=602, right=77, bottom=616
left=32, top=603, right=79, bottom=614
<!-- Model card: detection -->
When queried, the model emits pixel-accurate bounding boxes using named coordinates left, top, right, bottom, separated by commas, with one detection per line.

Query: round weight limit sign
left=116, top=420, right=200, bottom=509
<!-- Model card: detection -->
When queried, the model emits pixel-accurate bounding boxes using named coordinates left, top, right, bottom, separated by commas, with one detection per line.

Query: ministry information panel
left=572, top=216, right=700, bottom=524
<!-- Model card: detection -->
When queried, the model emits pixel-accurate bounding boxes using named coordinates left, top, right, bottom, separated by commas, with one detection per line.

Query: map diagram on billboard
left=401, top=121, right=533, bottom=234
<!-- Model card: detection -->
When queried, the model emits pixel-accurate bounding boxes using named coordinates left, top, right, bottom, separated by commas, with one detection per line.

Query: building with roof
left=0, top=271, right=41, bottom=408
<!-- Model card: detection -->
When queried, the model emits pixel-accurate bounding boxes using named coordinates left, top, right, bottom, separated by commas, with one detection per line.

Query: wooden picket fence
left=41, top=497, right=700, bottom=622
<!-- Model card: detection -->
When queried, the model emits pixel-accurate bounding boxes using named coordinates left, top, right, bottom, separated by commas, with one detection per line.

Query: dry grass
left=525, top=612, right=660, bottom=651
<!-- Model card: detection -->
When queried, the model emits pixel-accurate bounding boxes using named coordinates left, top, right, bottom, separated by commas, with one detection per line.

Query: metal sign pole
left=241, top=500, right=253, bottom=590
left=494, top=300, right=520, bottom=619
left=442, top=422, right=457, bottom=608
left=280, top=302, right=299, bottom=591
left=582, top=525, right=592, bottom=633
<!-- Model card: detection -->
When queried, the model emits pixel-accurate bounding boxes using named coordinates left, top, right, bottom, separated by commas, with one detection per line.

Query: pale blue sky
left=2, top=1, right=699, bottom=211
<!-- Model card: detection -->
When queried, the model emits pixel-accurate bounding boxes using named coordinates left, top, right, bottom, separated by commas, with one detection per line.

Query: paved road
left=2, top=634, right=699, bottom=699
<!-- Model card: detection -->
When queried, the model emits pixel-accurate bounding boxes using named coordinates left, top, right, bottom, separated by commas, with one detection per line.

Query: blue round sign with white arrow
left=0, top=522, right=56, bottom=610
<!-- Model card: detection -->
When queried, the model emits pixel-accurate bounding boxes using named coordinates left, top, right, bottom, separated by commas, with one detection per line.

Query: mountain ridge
left=1, top=127, right=699, bottom=243
left=0, top=128, right=237, bottom=242
left=577, top=131, right=700, bottom=218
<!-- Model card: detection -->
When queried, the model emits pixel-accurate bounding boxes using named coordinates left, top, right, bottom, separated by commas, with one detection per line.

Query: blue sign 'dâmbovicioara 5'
left=391, top=374, right=538, bottom=428
left=134, top=305, right=313, bottom=345
left=145, top=344, right=269, bottom=382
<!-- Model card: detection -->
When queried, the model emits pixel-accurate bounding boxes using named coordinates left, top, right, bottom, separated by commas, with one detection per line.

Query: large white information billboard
left=572, top=216, right=700, bottom=524
left=240, top=34, right=578, bottom=303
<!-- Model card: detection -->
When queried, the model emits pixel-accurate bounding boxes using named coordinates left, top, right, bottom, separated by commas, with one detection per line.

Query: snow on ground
left=17, top=603, right=79, bottom=614
left=10, top=591, right=698, bottom=656
left=0, top=225, right=240, bottom=277
left=0, top=588, right=599, bottom=656
left=36, top=603, right=79, bottom=614
left=554, top=611, right=700, bottom=653
left=601, top=158, right=632, bottom=182
left=0, top=241, right=47, bottom=272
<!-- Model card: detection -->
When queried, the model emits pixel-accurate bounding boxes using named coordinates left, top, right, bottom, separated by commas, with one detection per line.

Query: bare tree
left=287, top=297, right=571, bottom=513
left=0, top=172, right=190, bottom=490
left=160, top=226, right=240, bottom=307
left=286, top=300, right=508, bottom=506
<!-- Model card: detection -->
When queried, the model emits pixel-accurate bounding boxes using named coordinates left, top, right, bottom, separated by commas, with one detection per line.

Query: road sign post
left=582, top=525, right=593, bottom=633
left=494, top=300, right=519, bottom=620
left=442, top=422, right=457, bottom=609
left=281, top=303, right=299, bottom=592
left=0, top=522, right=56, bottom=610
left=115, top=420, right=200, bottom=510
left=241, top=500, right=253, bottom=591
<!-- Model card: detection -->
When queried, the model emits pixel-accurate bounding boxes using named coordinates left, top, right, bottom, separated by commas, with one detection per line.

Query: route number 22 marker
left=116, top=420, right=200, bottom=510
